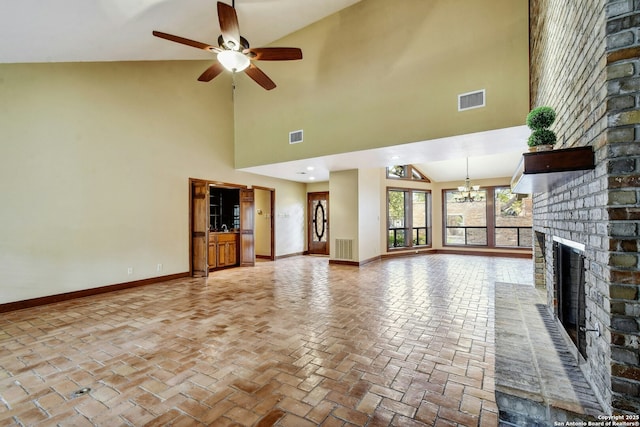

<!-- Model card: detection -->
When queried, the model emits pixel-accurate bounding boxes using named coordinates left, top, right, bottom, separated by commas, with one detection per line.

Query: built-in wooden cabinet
left=208, top=232, right=239, bottom=270
left=190, top=179, right=254, bottom=277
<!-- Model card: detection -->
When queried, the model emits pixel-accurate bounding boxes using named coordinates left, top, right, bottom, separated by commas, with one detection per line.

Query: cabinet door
left=217, top=242, right=227, bottom=267
left=228, top=241, right=237, bottom=266
left=208, top=243, right=217, bottom=269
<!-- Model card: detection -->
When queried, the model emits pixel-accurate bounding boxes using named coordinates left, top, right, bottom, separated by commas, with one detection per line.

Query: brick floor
left=0, top=254, right=532, bottom=426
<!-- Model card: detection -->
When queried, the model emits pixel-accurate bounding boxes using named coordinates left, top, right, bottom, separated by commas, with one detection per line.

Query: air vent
left=289, top=129, right=303, bottom=144
left=458, top=89, right=485, bottom=111
left=335, top=239, right=353, bottom=260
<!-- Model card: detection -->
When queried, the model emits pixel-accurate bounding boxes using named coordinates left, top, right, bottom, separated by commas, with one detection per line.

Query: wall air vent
left=289, top=129, right=303, bottom=144
left=335, top=238, right=353, bottom=260
left=458, top=89, right=485, bottom=111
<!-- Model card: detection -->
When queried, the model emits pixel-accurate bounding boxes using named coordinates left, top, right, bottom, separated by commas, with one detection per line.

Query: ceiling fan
left=152, top=1, right=302, bottom=90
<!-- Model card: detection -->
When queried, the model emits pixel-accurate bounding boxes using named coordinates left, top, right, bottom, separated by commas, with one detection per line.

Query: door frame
left=189, top=178, right=251, bottom=276
left=254, top=186, right=276, bottom=261
left=307, top=191, right=330, bottom=255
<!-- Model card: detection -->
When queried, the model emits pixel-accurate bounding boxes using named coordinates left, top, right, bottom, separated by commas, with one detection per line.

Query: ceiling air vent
left=289, top=129, right=303, bottom=144
left=458, top=89, right=485, bottom=111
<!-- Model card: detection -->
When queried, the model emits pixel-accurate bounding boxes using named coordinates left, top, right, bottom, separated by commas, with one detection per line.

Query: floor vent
left=335, top=238, right=353, bottom=260
left=458, top=89, right=485, bottom=111
left=289, top=129, right=303, bottom=144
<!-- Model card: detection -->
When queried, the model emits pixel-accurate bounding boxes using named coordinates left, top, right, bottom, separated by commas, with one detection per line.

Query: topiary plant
left=526, top=106, right=557, bottom=148
left=527, top=128, right=557, bottom=147
left=526, top=106, right=556, bottom=130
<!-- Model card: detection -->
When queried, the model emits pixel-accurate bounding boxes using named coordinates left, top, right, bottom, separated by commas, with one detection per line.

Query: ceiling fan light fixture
left=217, top=50, right=250, bottom=72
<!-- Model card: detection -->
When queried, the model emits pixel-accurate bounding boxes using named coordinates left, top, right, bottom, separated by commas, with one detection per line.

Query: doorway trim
left=254, top=186, right=276, bottom=261
left=307, top=191, right=330, bottom=255
left=189, top=178, right=251, bottom=277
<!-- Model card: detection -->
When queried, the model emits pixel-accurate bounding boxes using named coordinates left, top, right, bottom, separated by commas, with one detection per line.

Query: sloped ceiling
left=0, top=0, right=529, bottom=184
left=0, top=0, right=362, bottom=63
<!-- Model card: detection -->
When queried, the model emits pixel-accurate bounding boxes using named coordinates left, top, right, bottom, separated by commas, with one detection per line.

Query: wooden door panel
left=308, top=192, right=329, bottom=255
left=191, top=180, right=209, bottom=277
left=240, top=189, right=255, bottom=266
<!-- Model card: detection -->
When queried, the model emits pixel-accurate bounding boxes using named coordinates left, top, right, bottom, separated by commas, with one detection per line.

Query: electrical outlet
left=157, top=263, right=163, bottom=272
left=127, top=267, right=133, bottom=275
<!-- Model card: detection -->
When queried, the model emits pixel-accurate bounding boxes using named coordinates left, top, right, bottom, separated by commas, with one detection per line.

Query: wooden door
left=308, top=192, right=329, bottom=255
left=190, top=180, right=209, bottom=277
left=239, top=189, right=255, bottom=266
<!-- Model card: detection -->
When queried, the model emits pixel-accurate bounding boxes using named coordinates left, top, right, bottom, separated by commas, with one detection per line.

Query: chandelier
left=455, top=158, right=483, bottom=202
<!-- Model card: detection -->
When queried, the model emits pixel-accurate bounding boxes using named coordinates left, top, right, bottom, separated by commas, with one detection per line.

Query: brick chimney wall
left=530, top=0, right=640, bottom=415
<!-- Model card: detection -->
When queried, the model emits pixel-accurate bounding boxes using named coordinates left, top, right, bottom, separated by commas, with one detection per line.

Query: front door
left=308, top=192, right=329, bottom=255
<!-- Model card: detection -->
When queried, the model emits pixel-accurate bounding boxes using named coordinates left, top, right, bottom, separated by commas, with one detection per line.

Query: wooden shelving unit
left=511, top=146, right=595, bottom=194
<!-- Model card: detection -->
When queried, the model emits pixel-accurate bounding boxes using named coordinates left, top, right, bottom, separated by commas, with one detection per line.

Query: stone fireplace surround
left=530, top=0, right=640, bottom=414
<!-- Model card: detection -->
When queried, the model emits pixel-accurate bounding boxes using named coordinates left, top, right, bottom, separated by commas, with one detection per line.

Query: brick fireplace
left=530, top=0, right=640, bottom=415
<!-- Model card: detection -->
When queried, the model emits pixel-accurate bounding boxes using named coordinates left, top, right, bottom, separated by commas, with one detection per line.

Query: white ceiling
left=240, top=126, right=531, bottom=183
left=0, top=0, right=529, bottom=184
left=0, top=0, right=362, bottom=63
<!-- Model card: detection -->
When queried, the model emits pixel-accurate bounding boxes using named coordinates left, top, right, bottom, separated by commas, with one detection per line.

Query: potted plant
left=526, top=106, right=557, bottom=151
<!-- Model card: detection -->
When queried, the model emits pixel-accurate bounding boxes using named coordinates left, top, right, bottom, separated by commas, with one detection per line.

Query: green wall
left=233, top=0, right=529, bottom=168
left=0, top=61, right=306, bottom=304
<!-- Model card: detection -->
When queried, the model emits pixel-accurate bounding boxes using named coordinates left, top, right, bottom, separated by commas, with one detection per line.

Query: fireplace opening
left=553, top=238, right=587, bottom=360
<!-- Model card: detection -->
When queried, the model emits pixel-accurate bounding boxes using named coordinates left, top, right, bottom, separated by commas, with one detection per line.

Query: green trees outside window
left=387, top=189, right=431, bottom=249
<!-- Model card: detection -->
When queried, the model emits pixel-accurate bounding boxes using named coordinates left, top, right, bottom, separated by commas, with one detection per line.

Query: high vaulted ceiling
left=0, top=0, right=529, bottom=184
left=0, top=0, right=362, bottom=63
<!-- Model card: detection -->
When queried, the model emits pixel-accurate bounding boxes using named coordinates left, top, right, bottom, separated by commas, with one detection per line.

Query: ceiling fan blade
left=198, top=62, right=225, bottom=82
left=245, top=47, right=303, bottom=61
left=245, top=64, right=276, bottom=90
left=217, top=1, right=241, bottom=50
left=152, top=31, right=216, bottom=51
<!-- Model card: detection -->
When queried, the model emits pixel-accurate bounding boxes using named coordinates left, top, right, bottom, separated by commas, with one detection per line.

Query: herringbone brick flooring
left=0, top=254, right=532, bottom=426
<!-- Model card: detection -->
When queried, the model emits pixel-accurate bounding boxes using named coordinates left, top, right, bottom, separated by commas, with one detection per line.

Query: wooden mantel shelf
left=510, top=146, right=595, bottom=194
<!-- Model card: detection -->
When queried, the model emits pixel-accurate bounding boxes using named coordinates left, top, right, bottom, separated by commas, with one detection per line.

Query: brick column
left=605, top=0, right=640, bottom=413
left=530, top=0, right=640, bottom=414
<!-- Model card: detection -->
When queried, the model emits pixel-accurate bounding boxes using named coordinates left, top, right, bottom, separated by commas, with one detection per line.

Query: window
left=386, top=165, right=430, bottom=182
left=444, top=186, right=532, bottom=248
left=444, top=189, right=488, bottom=245
left=387, top=188, right=431, bottom=249
left=494, top=187, right=533, bottom=247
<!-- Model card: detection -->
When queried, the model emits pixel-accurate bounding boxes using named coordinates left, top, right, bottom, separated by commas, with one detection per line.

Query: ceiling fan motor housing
left=217, top=35, right=250, bottom=51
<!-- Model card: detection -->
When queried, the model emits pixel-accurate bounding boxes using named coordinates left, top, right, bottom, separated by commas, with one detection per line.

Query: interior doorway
left=189, top=179, right=255, bottom=276
left=308, top=192, right=329, bottom=255
left=254, top=187, right=275, bottom=260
